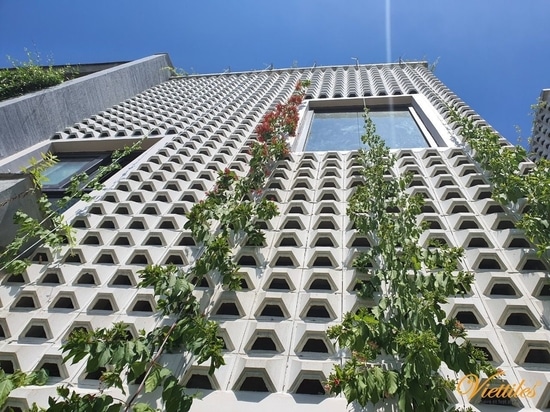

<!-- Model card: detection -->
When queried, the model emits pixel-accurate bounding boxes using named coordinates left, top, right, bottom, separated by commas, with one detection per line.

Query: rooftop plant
left=0, top=51, right=73, bottom=101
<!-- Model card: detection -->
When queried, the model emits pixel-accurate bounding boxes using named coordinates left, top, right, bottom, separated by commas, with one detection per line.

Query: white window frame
left=291, top=94, right=454, bottom=152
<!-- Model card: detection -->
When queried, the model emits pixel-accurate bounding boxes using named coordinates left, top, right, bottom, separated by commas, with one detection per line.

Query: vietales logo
left=457, top=369, right=540, bottom=400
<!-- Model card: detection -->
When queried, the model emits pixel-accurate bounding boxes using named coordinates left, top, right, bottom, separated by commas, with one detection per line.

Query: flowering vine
left=6, top=80, right=311, bottom=411
left=185, top=79, right=310, bottom=289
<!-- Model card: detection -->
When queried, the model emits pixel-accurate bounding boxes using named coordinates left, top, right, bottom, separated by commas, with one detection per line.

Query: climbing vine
left=326, top=109, right=494, bottom=411
left=184, top=79, right=310, bottom=289
left=0, top=153, right=72, bottom=274
left=0, top=141, right=143, bottom=275
left=450, top=109, right=550, bottom=257
left=2, top=81, right=310, bottom=410
left=33, top=264, right=224, bottom=412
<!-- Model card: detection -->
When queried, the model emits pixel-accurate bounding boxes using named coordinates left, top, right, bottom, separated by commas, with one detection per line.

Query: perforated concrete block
left=519, top=370, right=550, bottom=409
left=300, top=269, right=342, bottom=294
left=259, top=268, right=301, bottom=292
left=0, top=61, right=548, bottom=411
left=228, top=356, right=287, bottom=392
left=188, top=390, right=348, bottom=412
left=240, top=319, right=294, bottom=355
left=252, top=290, right=299, bottom=321
left=3, top=344, right=51, bottom=372
left=284, top=358, right=334, bottom=393
left=304, top=248, right=343, bottom=270
left=443, top=297, right=493, bottom=330
left=290, top=321, right=337, bottom=358
left=297, top=293, right=342, bottom=323
left=485, top=299, right=542, bottom=330
left=475, top=273, right=523, bottom=298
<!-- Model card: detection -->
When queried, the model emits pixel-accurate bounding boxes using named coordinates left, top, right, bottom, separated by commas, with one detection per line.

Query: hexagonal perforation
left=183, top=367, right=219, bottom=390
left=245, top=330, right=284, bottom=354
left=50, top=292, right=78, bottom=311
left=233, top=368, right=276, bottom=393
left=499, top=307, right=540, bottom=329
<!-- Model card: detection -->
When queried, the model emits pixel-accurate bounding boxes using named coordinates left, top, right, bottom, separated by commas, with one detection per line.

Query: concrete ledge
left=0, top=54, right=173, bottom=158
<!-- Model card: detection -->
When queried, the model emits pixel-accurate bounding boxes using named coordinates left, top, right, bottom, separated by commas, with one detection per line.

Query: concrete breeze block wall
left=0, top=62, right=549, bottom=411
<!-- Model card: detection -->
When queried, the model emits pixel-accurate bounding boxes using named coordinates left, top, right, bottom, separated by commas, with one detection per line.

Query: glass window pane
left=306, top=112, right=363, bottom=151
left=42, top=158, right=97, bottom=187
left=305, top=110, right=428, bottom=151
left=370, top=111, right=428, bottom=149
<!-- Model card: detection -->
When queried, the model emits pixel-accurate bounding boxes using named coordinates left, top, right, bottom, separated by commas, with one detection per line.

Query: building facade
left=0, top=56, right=549, bottom=411
left=530, top=88, right=550, bottom=161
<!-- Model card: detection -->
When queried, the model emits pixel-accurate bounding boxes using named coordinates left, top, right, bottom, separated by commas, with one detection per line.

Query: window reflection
left=306, top=109, right=428, bottom=151
left=42, top=157, right=103, bottom=188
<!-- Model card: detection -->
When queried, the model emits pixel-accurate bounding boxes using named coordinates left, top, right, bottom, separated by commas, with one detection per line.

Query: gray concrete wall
left=0, top=174, right=41, bottom=249
left=0, top=54, right=173, bottom=159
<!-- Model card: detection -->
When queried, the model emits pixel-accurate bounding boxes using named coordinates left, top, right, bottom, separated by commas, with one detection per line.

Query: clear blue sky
left=1, top=0, right=549, bottom=147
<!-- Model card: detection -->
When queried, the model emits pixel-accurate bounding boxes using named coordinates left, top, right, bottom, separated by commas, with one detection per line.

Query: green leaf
left=133, top=403, right=156, bottom=412
left=96, top=345, right=110, bottom=367
left=111, top=345, right=125, bottom=365
left=144, top=367, right=171, bottom=393
left=29, top=369, right=49, bottom=386
left=128, top=361, right=147, bottom=383
left=57, top=386, right=70, bottom=398
left=384, top=370, right=398, bottom=395
left=0, top=378, right=14, bottom=408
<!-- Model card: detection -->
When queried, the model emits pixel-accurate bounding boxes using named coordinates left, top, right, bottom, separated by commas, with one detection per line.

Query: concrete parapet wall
left=0, top=54, right=173, bottom=158
left=0, top=174, right=41, bottom=249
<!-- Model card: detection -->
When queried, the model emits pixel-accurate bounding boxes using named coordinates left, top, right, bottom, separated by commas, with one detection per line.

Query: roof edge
left=180, top=61, right=430, bottom=79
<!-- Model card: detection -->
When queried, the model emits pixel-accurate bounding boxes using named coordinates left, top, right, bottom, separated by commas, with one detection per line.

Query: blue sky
left=1, top=0, right=549, bottom=147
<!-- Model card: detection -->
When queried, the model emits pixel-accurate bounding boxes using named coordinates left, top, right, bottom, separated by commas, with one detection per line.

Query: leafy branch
left=35, top=265, right=224, bottom=412
left=0, top=140, right=143, bottom=275
left=0, top=369, right=48, bottom=410
left=450, top=109, right=550, bottom=257
left=184, top=80, right=310, bottom=289
left=326, top=109, right=493, bottom=411
left=0, top=152, right=73, bottom=274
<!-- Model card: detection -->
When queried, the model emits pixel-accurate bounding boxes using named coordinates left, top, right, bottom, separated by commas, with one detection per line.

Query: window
left=306, top=108, right=428, bottom=151
left=42, top=155, right=106, bottom=189
left=40, top=151, right=141, bottom=209
left=294, top=96, right=447, bottom=151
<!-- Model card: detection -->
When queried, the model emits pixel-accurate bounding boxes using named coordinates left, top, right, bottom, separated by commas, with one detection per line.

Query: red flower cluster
left=254, top=80, right=309, bottom=144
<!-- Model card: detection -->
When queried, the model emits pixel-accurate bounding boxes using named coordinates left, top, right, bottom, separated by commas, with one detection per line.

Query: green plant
left=39, top=264, right=224, bottom=412
left=163, top=66, right=189, bottom=77
left=184, top=80, right=310, bottom=289
left=0, top=141, right=143, bottom=275
left=450, top=108, right=550, bottom=257
left=0, top=51, right=71, bottom=101
left=326, top=109, right=493, bottom=411
left=3, top=82, right=311, bottom=410
left=0, top=369, right=48, bottom=409
left=526, top=97, right=549, bottom=148
left=0, top=152, right=74, bottom=274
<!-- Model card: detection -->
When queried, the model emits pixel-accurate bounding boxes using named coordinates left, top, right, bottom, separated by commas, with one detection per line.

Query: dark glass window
left=305, top=108, right=428, bottom=151
left=40, top=151, right=141, bottom=210
left=42, top=157, right=104, bottom=188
